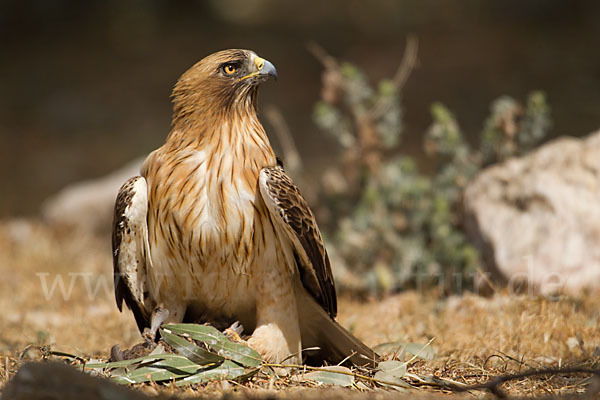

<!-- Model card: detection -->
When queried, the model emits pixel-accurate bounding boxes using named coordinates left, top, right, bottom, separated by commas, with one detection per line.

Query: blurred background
left=1, top=3, right=600, bottom=392
left=2, top=0, right=599, bottom=216
left=1, top=0, right=600, bottom=296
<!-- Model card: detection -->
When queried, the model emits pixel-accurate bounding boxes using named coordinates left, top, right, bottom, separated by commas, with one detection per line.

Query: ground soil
left=0, top=219, right=598, bottom=398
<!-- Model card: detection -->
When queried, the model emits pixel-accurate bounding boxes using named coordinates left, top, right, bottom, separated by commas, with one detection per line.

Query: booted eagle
left=112, top=49, right=377, bottom=365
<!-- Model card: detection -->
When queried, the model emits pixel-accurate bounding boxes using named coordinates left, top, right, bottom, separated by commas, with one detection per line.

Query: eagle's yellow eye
left=223, top=64, right=237, bottom=75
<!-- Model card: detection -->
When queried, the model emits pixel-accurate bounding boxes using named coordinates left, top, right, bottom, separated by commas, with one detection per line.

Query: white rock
left=41, top=157, right=144, bottom=234
left=464, top=131, right=600, bottom=294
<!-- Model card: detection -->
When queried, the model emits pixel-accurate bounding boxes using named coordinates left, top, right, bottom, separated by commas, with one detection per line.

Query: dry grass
left=0, top=218, right=598, bottom=398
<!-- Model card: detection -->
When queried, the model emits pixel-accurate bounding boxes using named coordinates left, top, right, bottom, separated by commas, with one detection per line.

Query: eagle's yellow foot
left=224, top=321, right=245, bottom=343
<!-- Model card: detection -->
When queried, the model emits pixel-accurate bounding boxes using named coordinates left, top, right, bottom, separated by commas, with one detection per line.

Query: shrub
left=307, top=43, right=551, bottom=295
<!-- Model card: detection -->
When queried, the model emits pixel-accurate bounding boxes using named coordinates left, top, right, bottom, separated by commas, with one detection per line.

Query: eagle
left=112, top=49, right=377, bottom=366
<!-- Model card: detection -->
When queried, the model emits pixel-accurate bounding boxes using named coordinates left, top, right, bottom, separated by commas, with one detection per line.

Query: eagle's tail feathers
left=296, top=289, right=379, bottom=367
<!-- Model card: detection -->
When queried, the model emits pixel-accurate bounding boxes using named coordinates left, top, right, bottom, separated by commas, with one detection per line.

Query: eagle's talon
left=224, top=321, right=245, bottom=343
left=231, top=321, right=244, bottom=336
left=142, top=328, right=156, bottom=348
left=141, top=306, right=170, bottom=348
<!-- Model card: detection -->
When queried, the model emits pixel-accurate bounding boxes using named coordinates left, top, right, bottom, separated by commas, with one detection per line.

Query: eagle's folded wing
left=259, top=165, right=379, bottom=366
left=258, top=165, right=337, bottom=318
left=112, top=176, right=152, bottom=332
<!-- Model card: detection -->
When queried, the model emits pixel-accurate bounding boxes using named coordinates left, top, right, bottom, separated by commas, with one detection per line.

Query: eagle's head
left=171, top=49, right=277, bottom=128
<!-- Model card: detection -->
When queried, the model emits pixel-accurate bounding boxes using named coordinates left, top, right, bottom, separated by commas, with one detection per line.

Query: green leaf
left=340, top=62, right=360, bottom=79
left=374, top=370, right=410, bottom=390
left=84, top=353, right=188, bottom=370
left=112, top=355, right=201, bottom=384
left=378, top=79, right=396, bottom=97
left=304, top=366, right=354, bottom=387
left=165, top=323, right=227, bottom=343
left=372, top=341, right=434, bottom=360
left=175, top=360, right=249, bottom=386
left=160, top=328, right=224, bottom=366
left=164, top=324, right=262, bottom=367
left=378, top=360, right=407, bottom=378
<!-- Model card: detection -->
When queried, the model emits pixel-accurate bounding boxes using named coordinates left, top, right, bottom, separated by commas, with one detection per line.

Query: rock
left=41, top=157, right=144, bottom=234
left=1, top=362, right=154, bottom=400
left=464, top=131, right=600, bottom=294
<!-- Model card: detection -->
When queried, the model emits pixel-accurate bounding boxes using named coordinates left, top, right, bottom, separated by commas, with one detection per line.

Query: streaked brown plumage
left=112, top=49, right=378, bottom=365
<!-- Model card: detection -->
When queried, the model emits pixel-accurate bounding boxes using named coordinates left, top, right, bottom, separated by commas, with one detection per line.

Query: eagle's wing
left=259, top=165, right=337, bottom=318
left=112, top=176, right=152, bottom=333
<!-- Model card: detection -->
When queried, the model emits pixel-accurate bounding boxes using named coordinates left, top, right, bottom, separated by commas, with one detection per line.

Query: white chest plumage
left=143, top=140, right=286, bottom=327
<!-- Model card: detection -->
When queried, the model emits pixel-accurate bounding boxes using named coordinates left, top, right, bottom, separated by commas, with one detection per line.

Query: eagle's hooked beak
left=239, top=56, right=278, bottom=82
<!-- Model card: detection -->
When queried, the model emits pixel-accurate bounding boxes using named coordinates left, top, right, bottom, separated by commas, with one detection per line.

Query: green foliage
left=481, top=91, right=551, bottom=165
left=313, top=60, right=551, bottom=295
left=165, top=324, right=262, bottom=367
left=374, top=360, right=408, bottom=390
left=84, top=324, right=261, bottom=385
left=82, top=322, right=435, bottom=388
left=304, top=366, right=355, bottom=387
